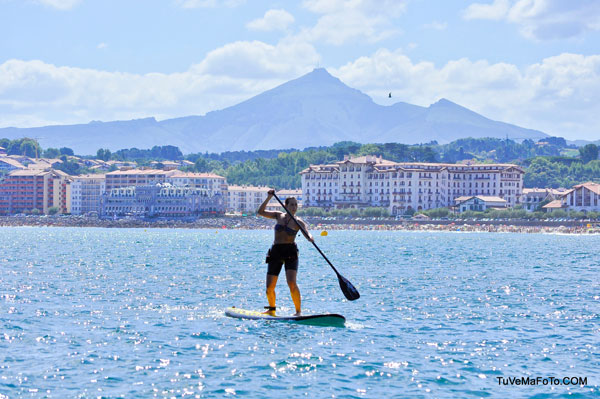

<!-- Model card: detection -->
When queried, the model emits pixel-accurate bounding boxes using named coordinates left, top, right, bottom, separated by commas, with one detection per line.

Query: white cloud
left=34, top=0, right=81, bottom=10
left=299, top=0, right=408, bottom=45
left=463, top=0, right=600, bottom=40
left=247, top=9, right=295, bottom=32
left=463, top=0, right=510, bottom=20
left=175, top=0, right=245, bottom=8
left=193, top=38, right=319, bottom=78
left=301, top=0, right=406, bottom=16
left=332, top=49, right=600, bottom=139
left=97, top=43, right=108, bottom=49
left=1, top=33, right=599, bottom=140
left=0, top=39, right=319, bottom=127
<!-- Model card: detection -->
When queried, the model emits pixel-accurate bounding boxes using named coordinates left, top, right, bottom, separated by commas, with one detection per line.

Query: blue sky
left=1, top=0, right=599, bottom=140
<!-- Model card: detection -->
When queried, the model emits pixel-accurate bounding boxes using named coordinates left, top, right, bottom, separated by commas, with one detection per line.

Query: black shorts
left=266, top=243, right=299, bottom=276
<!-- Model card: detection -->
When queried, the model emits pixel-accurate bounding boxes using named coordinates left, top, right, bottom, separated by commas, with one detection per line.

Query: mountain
left=0, top=68, right=548, bottom=155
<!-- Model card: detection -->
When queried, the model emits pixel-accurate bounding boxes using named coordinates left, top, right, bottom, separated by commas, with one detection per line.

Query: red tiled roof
left=573, top=182, right=600, bottom=195
left=543, top=200, right=566, bottom=209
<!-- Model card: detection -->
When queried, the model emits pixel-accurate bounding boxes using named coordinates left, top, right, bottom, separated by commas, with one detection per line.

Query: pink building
left=0, top=169, right=71, bottom=214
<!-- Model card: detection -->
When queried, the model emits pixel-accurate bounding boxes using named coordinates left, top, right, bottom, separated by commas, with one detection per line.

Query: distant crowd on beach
left=1, top=215, right=599, bottom=235
left=315, top=221, right=600, bottom=234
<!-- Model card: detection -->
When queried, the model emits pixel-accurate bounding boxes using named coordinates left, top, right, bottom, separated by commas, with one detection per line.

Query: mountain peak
left=429, top=98, right=478, bottom=116
left=249, top=66, right=369, bottom=104
left=0, top=71, right=549, bottom=154
left=431, top=98, right=459, bottom=108
left=294, top=67, right=342, bottom=86
left=307, top=67, right=333, bottom=77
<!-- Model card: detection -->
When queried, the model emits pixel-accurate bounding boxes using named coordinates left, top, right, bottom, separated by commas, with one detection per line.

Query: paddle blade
left=338, top=274, right=360, bottom=301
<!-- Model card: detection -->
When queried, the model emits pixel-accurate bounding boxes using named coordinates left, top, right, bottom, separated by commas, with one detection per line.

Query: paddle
left=272, top=193, right=360, bottom=301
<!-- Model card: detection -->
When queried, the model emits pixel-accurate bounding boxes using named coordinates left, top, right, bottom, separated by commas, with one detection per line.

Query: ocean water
left=0, top=227, right=598, bottom=398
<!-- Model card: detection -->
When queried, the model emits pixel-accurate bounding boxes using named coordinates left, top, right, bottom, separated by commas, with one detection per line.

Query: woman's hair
left=285, top=196, right=297, bottom=206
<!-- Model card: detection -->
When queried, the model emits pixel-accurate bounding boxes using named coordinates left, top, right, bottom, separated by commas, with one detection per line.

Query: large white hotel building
left=301, top=156, right=524, bottom=214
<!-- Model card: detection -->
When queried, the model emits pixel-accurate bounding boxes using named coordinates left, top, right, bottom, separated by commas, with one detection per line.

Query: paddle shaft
left=272, top=193, right=342, bottom=277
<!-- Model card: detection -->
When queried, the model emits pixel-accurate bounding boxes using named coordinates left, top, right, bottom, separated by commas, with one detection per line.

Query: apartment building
left=101, top=183, right=224, bottom=218
left=0, top=169, right=71, bottom=214
left=520, top=188, right=568, bottom=212
left=544, top=182, right=600, bottom=213
left=301, top=156, right=524, bottom=214
left=105, top=169, right=177, bottom=191
left=53, top=170, right=71, bottom=214
left=265, top=189, right=303, bottom=212
left=226, top=185, right=271, bottom=214
left=71, top=174, right=106, bottom=215
left=275, top=189, right=302, bottom=204
left=167, top=172, right=227, bottom=197
left=101, top=187, right=139, bottom=216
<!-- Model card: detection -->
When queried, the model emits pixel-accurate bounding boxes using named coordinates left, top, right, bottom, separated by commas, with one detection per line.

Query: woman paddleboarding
left=257, top=189, right=314, bottom=316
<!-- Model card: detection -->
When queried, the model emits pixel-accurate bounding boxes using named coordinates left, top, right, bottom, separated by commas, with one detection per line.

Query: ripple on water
left=0, top=228, right=598, bottom=398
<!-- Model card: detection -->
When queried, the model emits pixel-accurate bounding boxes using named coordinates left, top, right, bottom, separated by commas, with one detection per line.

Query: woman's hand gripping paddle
left=272, top=193, right=360, bottom=301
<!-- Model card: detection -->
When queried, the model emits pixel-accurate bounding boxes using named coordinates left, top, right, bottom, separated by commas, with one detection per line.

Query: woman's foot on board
left=263, top=306, right=276, bottom=316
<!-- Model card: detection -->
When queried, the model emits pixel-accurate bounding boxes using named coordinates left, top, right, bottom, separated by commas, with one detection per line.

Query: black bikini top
left=274, top=217, right=298, bottom=236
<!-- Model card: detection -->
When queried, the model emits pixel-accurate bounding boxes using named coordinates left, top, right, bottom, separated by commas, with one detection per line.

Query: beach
left=1, top=215, right=599, bottom=234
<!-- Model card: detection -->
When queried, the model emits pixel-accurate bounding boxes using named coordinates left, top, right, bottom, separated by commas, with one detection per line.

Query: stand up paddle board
left=225, top=307, right=345, bottom=327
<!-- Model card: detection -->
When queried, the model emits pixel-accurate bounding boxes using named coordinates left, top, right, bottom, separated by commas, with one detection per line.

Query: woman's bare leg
left=285, top=269, right=301, bottom=315
left=265, top=274, right=278, bottom=314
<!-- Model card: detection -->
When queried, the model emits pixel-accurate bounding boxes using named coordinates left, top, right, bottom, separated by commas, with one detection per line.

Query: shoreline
left=1, top=215, right=599, bottom=234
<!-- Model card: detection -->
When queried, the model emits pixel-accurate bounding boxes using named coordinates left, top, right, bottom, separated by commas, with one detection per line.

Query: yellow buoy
left=320, top=230, right=328, bottom=236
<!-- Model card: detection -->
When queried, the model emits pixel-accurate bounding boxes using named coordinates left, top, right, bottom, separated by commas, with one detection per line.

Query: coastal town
left=1, top=146, right=599, bottom=231
left=3, top=3, right=600, bottom=398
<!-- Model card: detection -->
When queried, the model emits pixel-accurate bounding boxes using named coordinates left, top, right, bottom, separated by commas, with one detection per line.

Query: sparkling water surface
left=1, top=227, right=599, bottom=398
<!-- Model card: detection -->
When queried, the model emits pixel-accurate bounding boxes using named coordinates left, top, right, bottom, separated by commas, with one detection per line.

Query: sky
left=1, top=0, right=599, bottom=141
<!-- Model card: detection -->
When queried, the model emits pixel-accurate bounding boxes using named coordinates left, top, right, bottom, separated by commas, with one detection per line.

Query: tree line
left=185, top=140, right=599, bottom=189
left=2, top=136, right=599, bottom=189
left=523, top=156, right=600, bottom=188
